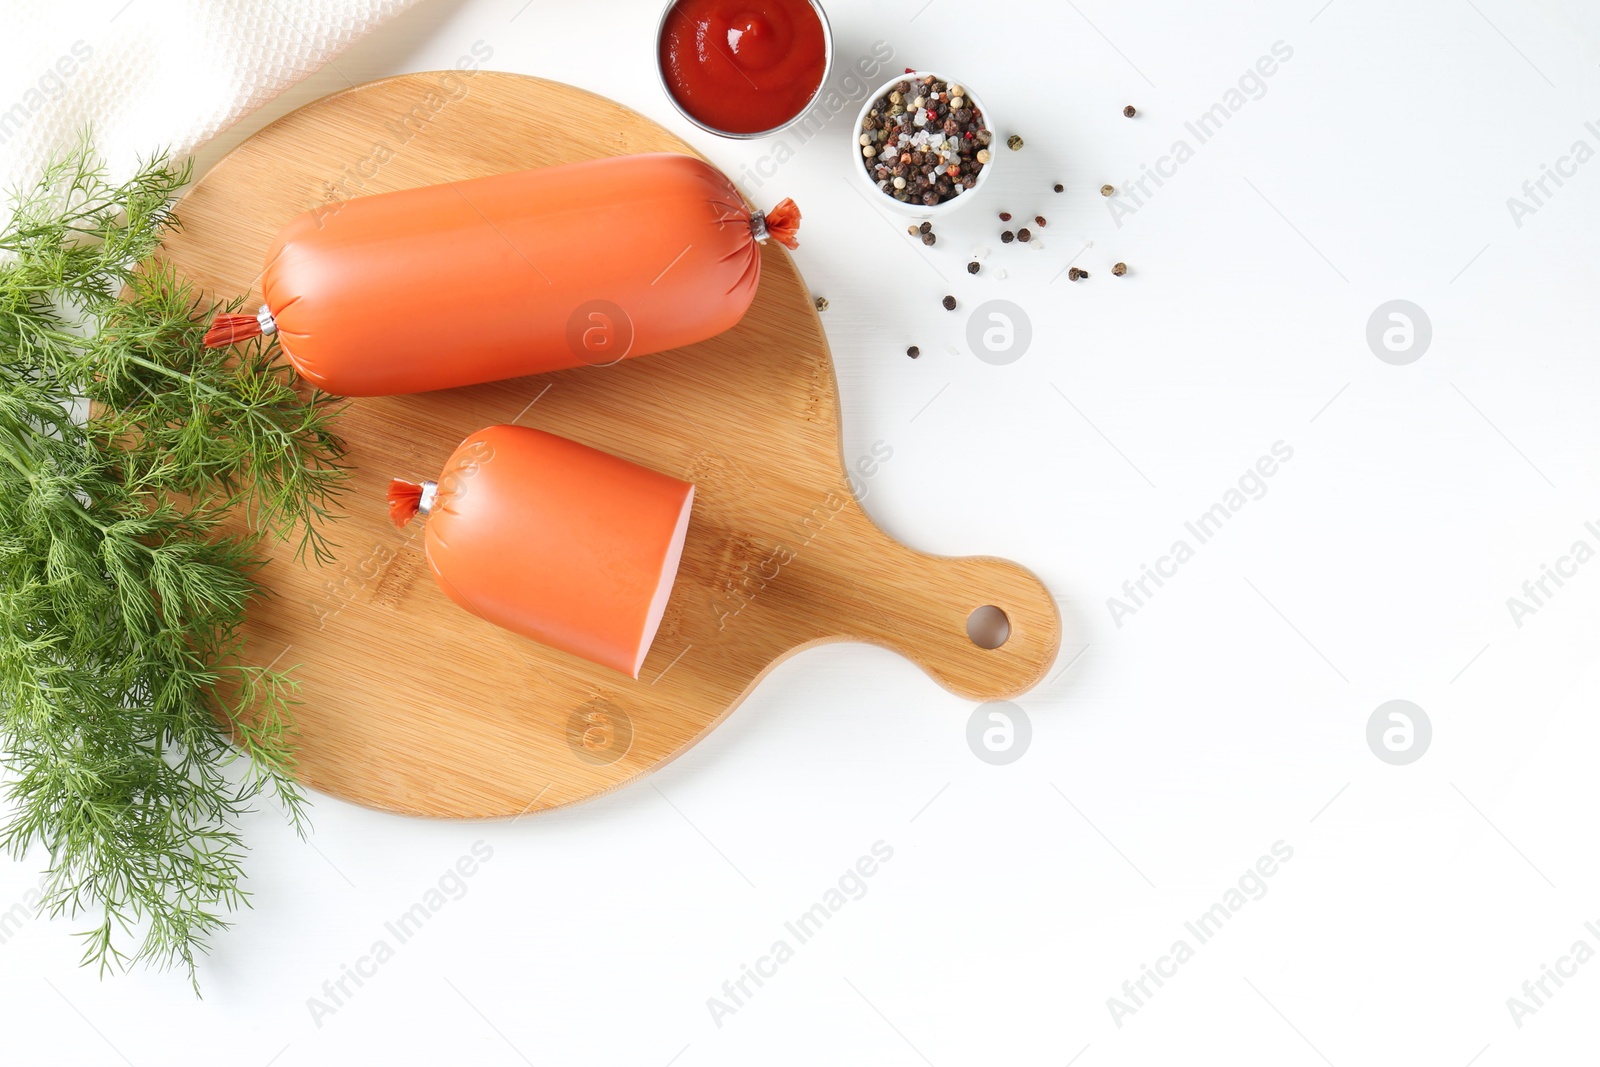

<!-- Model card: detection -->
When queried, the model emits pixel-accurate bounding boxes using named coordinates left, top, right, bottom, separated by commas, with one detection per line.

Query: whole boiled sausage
left=205, top=153, right=799, bottom=396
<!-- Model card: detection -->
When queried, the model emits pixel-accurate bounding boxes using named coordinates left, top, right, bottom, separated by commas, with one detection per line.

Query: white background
left=5, top=0, right=1600, bottom=1064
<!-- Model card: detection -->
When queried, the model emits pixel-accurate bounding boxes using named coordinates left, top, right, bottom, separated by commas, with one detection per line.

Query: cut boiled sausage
left=390, top=424, right=695, bottom=678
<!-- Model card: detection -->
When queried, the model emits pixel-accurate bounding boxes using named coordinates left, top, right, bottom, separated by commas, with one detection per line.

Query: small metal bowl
left=851, top=70, right=996, bottom=220
left=655, top=0, right=834, bottom=140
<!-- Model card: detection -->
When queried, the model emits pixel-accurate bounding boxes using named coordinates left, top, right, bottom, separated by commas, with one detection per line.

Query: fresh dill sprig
left=84, top=261, right=349, bottom=564
left=0, top=136, right=346, bottom=990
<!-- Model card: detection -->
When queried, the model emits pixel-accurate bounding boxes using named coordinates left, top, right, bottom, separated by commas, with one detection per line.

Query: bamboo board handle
left=808, top=503, right=1062, bottom=701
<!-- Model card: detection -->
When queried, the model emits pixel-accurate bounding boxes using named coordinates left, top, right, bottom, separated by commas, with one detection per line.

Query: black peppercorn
left=1053, top=183, right=1064, bottom=192
left=921, top=231, right=937, bottom=245
left=1123, top=105, right=1137, bottom=117
left=1017, top=228, right=1031, bottom=242
left=967, top=261, right=980, bottom=274
left=918, top=221, right=932, bottom=234
left=942, top=295, right=957, bottom=310
left=906, top=345, right=920, bottom=358
left=1001, top=230, right=1014, bottom=243
left=1068, top=267, right=1084, bottom=281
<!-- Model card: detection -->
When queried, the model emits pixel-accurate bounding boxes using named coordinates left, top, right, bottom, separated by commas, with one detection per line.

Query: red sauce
left=659, top=0, right=827, bottom=134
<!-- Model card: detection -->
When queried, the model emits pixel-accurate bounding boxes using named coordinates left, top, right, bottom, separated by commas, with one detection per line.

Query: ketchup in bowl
left=658, top=0, right=830, bottom=136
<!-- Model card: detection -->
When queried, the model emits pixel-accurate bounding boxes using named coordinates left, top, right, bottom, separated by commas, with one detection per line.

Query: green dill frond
left=0, top=136, right=346, bottom=990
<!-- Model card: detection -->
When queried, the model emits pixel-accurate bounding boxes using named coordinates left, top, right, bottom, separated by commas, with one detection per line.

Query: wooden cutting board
left=161, top=71, right=1061, bottom=819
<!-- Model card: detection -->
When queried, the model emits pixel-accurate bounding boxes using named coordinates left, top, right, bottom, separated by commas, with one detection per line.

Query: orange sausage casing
left=206, top=154, right=799, bottom=396
left=390, top=425, right=695, bottom=679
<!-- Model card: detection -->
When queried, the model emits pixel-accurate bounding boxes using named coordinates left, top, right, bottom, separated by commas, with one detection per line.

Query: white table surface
left=7, top=0, right=1600, bottom=1063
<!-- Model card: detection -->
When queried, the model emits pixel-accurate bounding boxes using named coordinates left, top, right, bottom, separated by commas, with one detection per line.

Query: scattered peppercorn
left=919, top=221, right=932, bottom=234
left=922, top=232, right=937, bottom=246
left=1006, top=133, right=1023, bottom=150
left=1123, top=105, right=1137, bottom=118
left=1112, top=262, right=1127, bottom=276
left=967, top=261, right=980, bottom=274
left=814, top=296, right=829, bottom=311
left=999, top=211, right=1012, bottom=221
left=1000, top=230, right=1014, bottom=243
left=942, top=295, right=957, bottom=310
left=1053, top=183, right=1064, bottom=193
left=1017, top=228, right=1032, bottom=242
left=1034, top=215, right=1047, bottom=227
left=1067, top=267, right=1084, bottom=281
left=1101, top=184, right=1115, bottom=196
left=906, top=345, right=920, bottom=358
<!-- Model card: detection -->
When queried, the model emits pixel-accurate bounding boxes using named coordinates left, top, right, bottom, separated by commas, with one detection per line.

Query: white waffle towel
left=0, top=0, right=420, bottom=212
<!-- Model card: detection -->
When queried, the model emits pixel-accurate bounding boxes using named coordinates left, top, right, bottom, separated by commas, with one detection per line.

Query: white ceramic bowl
left=850, top=70, right=996, bottom=219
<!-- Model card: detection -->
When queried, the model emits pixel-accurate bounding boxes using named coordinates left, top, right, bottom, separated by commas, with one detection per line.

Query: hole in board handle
left=966, top=605, right=1010, bottom=649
